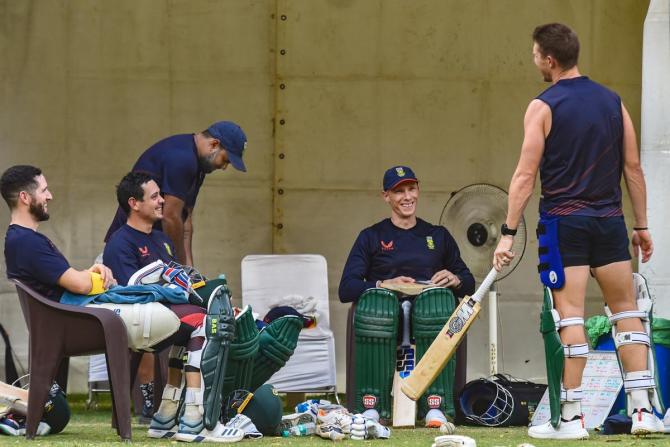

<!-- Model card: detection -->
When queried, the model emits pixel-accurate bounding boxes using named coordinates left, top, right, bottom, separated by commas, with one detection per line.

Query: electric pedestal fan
left=440, top=184, right=527, bottom=375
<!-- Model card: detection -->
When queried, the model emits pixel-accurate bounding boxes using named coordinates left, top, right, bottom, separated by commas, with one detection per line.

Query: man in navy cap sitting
left=339, top=166, right=474, bottom=427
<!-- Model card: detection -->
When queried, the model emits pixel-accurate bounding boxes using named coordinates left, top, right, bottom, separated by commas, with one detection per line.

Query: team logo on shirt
left=164, top=243, right=173, bottom=257
left=381, top=240, right=394, bottom=251
left=395, top=167, right=406, bottom=177
left=426, top=236, right=435, bottom=250
left=138, top=246, right=149, bottom=257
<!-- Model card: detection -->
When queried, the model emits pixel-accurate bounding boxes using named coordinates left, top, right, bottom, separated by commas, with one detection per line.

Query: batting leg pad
left=605, top=273, right=664, bottom=415
left=540, top=287, right=589, bottom=428
left=413, top=287, right=457, bottom=419
left=200, top=284, right=236, bottom=431
left=221, top=305, right=260, bottom=402
left=353, top=288, right=398, bottom=421
left=249, top=315, right=303, bottom=391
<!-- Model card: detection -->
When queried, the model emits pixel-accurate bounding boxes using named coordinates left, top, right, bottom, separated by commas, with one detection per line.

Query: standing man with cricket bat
left=339, top=166, right=474, bottom=427
left=494, top=23, right=664, bottom=439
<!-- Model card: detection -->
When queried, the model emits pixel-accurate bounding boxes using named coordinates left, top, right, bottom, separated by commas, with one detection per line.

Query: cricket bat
left=401, top=268, right=498, bottom=401
left=382, top=281, right=436, bottom=296
left=393, top=299, right=416, bottom=427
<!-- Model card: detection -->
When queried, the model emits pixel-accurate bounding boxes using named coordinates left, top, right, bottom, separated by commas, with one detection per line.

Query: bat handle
left=401, top=300, right=412, bottom=345
left=472, top=267, right=498, bottom=303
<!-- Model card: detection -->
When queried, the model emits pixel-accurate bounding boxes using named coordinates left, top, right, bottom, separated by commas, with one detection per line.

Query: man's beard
left=198, top=151, right=218, bottom=174
left=29, top=200, right=49, bottom=221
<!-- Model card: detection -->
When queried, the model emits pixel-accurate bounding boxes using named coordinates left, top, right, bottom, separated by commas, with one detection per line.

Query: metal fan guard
left=439, top=183, right=526, bottom=282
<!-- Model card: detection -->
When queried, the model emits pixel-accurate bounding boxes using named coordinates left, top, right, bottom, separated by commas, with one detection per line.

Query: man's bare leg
left=552, top=266, right=590, bottom=420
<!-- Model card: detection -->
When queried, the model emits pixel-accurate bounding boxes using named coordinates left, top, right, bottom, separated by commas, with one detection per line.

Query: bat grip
left=472, top=267, right=498, bottom=303
left=401, top=300, right=411, bottom=345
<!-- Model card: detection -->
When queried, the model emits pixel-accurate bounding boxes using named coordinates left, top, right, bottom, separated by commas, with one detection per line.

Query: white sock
left=561, top=401, right=581, bottom=420
left=626, top=370, right=652, bottom=411
left=183, top=387, right=202, bottom=421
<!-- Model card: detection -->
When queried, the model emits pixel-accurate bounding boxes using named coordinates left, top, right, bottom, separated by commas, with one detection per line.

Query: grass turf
left=0, top=394, right=666, bottom=446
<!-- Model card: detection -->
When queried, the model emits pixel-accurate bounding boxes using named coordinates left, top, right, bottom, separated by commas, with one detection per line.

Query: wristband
left=89, top=272, right=105, bottom=295
left=633, top=227, right=648, bottom=231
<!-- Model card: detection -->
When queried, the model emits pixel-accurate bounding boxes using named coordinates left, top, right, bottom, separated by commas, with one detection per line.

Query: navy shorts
left=558, top=215, right=631, bottom=268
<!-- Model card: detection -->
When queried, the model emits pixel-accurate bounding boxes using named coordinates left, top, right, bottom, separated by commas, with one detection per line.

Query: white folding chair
left=241, top=254, right=338, bottom=402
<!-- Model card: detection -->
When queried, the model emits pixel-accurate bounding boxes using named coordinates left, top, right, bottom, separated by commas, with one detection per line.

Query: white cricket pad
left=86, top=302, right=179, bottom=351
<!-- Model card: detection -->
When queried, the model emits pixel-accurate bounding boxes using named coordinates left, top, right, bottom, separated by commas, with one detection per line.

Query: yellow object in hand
left=89, top=272, right=106, bottom=295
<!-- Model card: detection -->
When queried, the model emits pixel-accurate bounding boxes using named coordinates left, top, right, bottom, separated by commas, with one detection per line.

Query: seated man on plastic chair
left=1, top=166, right=241, bottom=443
left=104, top=172, right=303, bottom=442
left=339, top=166, right=475, bottom=427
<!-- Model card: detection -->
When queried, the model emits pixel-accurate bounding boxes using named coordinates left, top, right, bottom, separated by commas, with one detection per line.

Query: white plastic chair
left=241, top=254, right=338, bottom=401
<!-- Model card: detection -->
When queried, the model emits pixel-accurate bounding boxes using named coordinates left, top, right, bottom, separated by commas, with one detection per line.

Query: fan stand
left=488, top=283, right=498, bottom=375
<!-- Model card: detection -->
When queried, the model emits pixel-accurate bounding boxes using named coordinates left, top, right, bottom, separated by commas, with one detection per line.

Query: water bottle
left=283, top=422, right=316, bottom=437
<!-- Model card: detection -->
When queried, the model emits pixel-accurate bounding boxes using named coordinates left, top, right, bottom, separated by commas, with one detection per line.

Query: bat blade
left=401, top=268, right=497, bottom=401
left=393, top=300, right=416, bottom=427
left=401, top=297, right=482, bottom=401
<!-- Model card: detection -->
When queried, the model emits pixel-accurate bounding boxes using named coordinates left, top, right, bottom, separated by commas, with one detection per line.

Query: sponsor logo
left=427, top=395, right=442, bottom=409
left=426, top=236, right=435, bottom=250
left=362, top=394, right=377, bottom=409
left=164, top=243, right=173, bottom=257
left=445, top=302, right=474, bottom=338
left=138, top=246, right=149, bottom=257
left=381, top=240, right=394, bottom=251
left=395, top=167, right=406, bottom=177
left=549, top=271, right=558, bottom=284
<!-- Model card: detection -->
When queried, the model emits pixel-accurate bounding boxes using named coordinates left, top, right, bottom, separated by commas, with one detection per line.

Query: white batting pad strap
left=608, top=310, right=648, bottom=324
left=614, top=331, right=650, bottom=348
left=563, top=343, right=589, bottom=358
left=558, top=317, right=584, bottom=328
left=624, top=370, right=655, bottom=391
left=162, top=384, right=182, bottom=401
left=187, top=348, right=203, bottom=369
left=184, top=388, right=203, bottom=405
left=191, top=322, right=206, bottom=338
left=560, top=387, right=584, bottom=402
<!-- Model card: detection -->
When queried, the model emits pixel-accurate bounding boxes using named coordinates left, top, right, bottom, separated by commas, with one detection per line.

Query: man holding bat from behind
left=339, top=166, right=474, bottom=428
left=494, top=23, right=664, bottom=439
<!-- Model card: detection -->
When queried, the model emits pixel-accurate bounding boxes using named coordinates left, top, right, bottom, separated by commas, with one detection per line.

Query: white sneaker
left=528, top=418, right=588, bottom=440
left=631, top=408, right=665, bottom=435
left=174, top=421, right=244, bottom=443
left=425, top=409, right=447, bottom=428
left=664, top=408, right=670, bottom=433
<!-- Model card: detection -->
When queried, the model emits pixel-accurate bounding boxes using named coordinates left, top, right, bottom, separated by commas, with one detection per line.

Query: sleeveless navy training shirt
left=537, top=76, right=624, bottom=217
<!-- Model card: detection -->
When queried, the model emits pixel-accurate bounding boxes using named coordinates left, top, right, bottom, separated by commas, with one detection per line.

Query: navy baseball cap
left=207, top=121, right=248, bottom=172
left=383, top=166, right=419, bottom=191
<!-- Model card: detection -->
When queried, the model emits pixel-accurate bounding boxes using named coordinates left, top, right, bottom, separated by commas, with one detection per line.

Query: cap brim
left=228, top=151, right=247, bottom=172
left=386, top=178, right=418, bottom=191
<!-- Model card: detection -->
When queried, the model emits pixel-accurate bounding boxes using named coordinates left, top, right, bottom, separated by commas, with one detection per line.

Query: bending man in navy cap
left=339, top=166, right=474, bottom=427
left=104, top=121, right=248, bottom=267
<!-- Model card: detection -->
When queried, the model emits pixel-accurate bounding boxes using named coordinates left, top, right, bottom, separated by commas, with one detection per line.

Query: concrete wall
left=0, top=0, right=649, bottom=392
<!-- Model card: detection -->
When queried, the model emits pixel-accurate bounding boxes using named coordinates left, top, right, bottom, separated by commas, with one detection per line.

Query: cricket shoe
left=631, top=408, right=665, bottom=435
left=148, top=412, right=178, bottom=439
left=528, top=417, right=588, bottom=440
left=425, top=409, right=448, bottom=428
left=174, top=421, right=244, bottom=443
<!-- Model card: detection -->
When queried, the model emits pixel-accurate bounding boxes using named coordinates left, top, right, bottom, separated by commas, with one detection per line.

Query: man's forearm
left=183, top=212, right=194, bottom=266
left=163, top=216, right=187, bottom=264
left=506, top=171, right=535, bottom=229
left=624, top=166, right=648, bottom=227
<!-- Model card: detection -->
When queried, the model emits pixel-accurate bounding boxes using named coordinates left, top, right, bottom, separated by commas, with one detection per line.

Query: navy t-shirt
left=536, top=76, right=624, bottom=217
left=338, top=218, right=475, bottom=303
left=4, top=224, right=70, bottom=302
left=103, top=224, right=176, bottom=286
left=104, top=134, right=205, bottom=241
